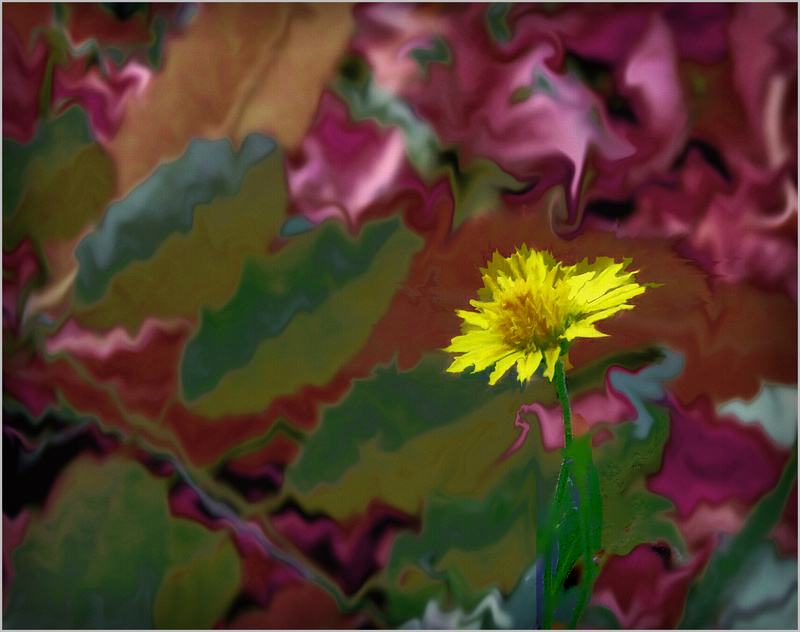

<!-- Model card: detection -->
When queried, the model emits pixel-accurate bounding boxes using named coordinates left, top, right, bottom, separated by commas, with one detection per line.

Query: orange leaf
left=105, top=3, right=355, bottom=196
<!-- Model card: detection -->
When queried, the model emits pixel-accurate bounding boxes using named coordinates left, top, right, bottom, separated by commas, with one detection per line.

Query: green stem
left=541, top=358, right=575, bottom=629
left=553, top=358, right=572, bottom=448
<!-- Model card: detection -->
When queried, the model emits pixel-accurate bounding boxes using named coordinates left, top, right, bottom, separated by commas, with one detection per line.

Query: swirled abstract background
left=3, top=3, right=797, bottom=629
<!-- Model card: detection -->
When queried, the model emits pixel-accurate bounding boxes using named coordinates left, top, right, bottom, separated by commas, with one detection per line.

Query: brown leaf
left=105, top=3, right=355, bottom=196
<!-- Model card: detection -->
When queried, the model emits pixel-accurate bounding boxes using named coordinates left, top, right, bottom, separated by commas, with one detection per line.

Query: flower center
left=494, top=281, right=571, bottom=351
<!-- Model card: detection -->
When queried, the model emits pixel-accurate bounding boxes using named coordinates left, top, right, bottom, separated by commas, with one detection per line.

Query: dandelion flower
left=445, top=245, right=650, bottom=384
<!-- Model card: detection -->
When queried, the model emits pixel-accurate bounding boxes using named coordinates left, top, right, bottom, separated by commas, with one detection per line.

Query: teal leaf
left=409, top=37, right=451, bottom=74
left=3, top=105, right=94, bottom=220
left=74, top=133, right=276, bottom=303
left=486, top=3, right=512, bottom=44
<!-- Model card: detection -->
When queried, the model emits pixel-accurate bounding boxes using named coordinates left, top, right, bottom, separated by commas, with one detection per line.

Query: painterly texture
left=3, top=3, right=797, bottom=629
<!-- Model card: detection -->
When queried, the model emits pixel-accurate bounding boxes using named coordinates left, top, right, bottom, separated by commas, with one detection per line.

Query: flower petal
left=563, top=321, right=608, bottom=341
left=542, top=346, right=561, bottom=381
left=583, top=281, right=646, bottom=312
left=488, top=350, right=524, bottom=385
left=581, top=303, right=636, bottom=326
left=516, top=349, right=543, bottom=383
left=446, top=343, right=511, bottom=373
left=455, top=309, right=490, bottom=329
left=445, top=330, right=504, bottom=353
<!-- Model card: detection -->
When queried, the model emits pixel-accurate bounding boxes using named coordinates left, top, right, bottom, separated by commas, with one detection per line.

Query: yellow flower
left=445, top=245, right=650, bottom=384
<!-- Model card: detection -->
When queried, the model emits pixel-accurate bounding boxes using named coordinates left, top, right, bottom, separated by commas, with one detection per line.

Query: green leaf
left=75, top=133, right=276, bottom=304
left=3, top=105, right=94, bottom=220
left=154, top=521, right=241, bottom=629
left=594, top=404, right=685, bottom=558
left=579, top=604, right=622, bottom=629
left=538, top=434, right=604, bottom=628
left=4, top=143, right=115, bottom=251
left=679, top=447, right=797, bottom=629
left=283, top=353, right=559, bottom=625
left=486, top=3, right=512, bottom=43
left=4, top=455, right=241, bottom=629
left=285, top=354, right=501, bottom=493
left=182, top=216, right=405, bottom=401
left=185, top=217, right=424, bottom=417
left=4, top=456, right=171, bottom=628
left=409, top=37, right=451, bottom=73
left=74, top=145, right=288, bottom=333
